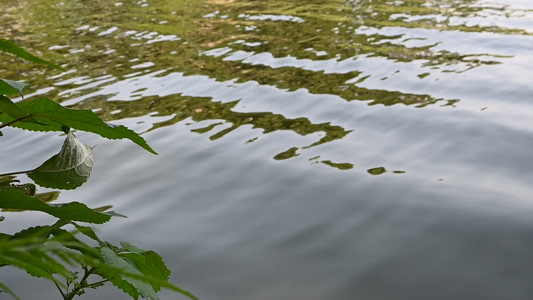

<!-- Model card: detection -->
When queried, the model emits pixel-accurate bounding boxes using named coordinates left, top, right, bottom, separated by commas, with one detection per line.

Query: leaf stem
left=0, top=169, right=37, bottom=177
left=84, top=279, right=109, bottom=289
left=0, top=115, right=32, bottom=129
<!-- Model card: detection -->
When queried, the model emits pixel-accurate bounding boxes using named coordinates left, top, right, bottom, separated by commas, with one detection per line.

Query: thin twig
left=46, top=269, right=66, bottom=299
left=0, top=169, right=37, bottom=177
left=0, top=115, right=32, bottom=129
left=84, top=279, right=109, bottom=289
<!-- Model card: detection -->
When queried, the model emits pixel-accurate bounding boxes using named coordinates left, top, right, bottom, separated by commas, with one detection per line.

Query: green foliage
left=97, top=244, right=197, bottom=300
left=1, top=222, right=197, bottom=300
left=0, top=95, right=31, bottom=119
left=0, top=97, right=157, bottom=154
left=0, top=41, right=194, bottom=300
left=0, top=39, right=61, bottom=69
left=0, top=224, right=83, bottom=282
left=0, top=80, right=29, bottom=97
left=100, top=246, right=160, bottom=300
left=0, top=189, right=111, bottom=224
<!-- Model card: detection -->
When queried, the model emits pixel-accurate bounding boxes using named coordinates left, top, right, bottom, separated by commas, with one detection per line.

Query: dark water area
left=2, top=0, right=533, bottom=299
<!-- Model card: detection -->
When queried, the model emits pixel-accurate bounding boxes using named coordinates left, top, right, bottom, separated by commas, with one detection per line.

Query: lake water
left=2, top=0, right=533, bottom=299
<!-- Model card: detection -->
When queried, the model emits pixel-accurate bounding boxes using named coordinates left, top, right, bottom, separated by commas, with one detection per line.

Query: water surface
left=2, top=0, right=533, bottom=299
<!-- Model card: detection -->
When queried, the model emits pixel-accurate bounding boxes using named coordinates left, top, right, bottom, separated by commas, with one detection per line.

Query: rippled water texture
left=3, top=0, right=533, bottom=299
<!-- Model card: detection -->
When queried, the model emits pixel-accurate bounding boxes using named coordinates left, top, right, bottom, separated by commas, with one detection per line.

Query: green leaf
left=0, top=79, right=29, bottom=97
left=50, top=228, right=100, bottom=259
left=0, top=182, right=36, bottom=196
left=100, top=246, right=159, bottom=300
left=28, top=132, right=93, bottom=190
left=117, top=243, right=171, bottom=293
left=0, top=98, right=157, bottom=154
left=11, top=225, right=55, bottom=240
left=72, top=223, right=100, bottom=241
left=98, top=243, right=197, bottom=300
left=0, top=247, right=67, bottom=279
left=120, top=242, right=148, bottom=254
left=0, top=238, right=71, bottom=280
left=47, top=203, right=111, bottom=224
left=0, top=95, right=29, bottom=119
left=0, top=189, right=111, bottom=224
left=125, top=251, right=172, bottom=293
left=0, top=231, right=91, bottom=287
left=0, top=39, right=61, bottom=69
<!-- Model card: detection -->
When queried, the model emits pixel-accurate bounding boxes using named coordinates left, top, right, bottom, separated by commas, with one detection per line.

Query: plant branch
left=64, top=267, right=96, bottom=300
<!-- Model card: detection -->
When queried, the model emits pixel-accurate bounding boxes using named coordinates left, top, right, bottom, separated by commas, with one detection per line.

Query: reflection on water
left=4, top=0, right=529, bottom=168
left=3, top=0, right=533, bottom=299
